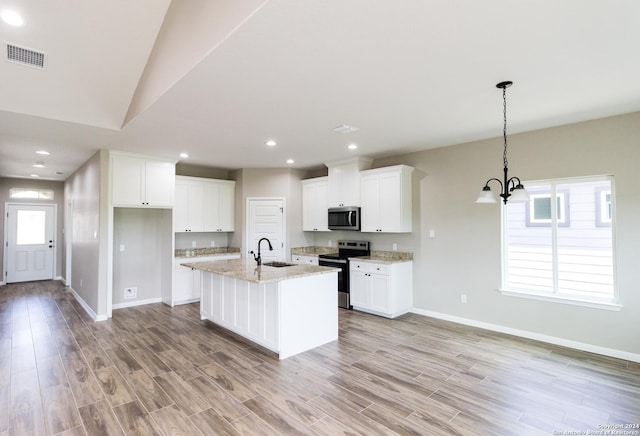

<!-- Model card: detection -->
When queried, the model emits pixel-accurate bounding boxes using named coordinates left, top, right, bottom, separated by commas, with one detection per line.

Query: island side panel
left=200, top=271, right=280, bottom=354
left=278, top=271, right=338, bottom=359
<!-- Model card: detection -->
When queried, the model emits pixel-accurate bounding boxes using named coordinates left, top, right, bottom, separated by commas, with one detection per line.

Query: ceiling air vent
left=4, top=42, right=47, bottom=70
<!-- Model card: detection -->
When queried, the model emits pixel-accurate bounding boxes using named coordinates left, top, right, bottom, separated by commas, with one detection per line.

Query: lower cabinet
left=171, top=254, right=240, bottom=306
left=350, top=260, right=413, bottom=318
left=201, top=274, right=279, bottom=352
left=291, top=254, right=319, bottom=265
left=199, top=270, right=338, bottom=358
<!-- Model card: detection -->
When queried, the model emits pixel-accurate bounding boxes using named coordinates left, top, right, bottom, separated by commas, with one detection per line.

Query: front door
left=247, top=198, right=284, bottom=263
left=5, top=204, right=56, bottom=283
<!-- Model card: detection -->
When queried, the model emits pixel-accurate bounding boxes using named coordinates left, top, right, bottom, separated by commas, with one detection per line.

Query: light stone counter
left=350, top=250, right=413, bottom=264
left=181, top=258, right=339, bottom=284
left=290, top=246, right=338, bottom=256
left=175, top=247, right=240, bottom=259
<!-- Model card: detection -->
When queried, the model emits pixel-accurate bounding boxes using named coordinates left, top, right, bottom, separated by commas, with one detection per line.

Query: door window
left=17, top=210, right=46, bottom=245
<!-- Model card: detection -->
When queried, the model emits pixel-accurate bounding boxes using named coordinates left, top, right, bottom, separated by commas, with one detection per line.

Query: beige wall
left=313, top=111, right=640, bottom=357
left=112, top=208, right=172, bottom=305
left=230, top=168, right=312, bottom=257
left=0, top=177, right=65, bottom=282
left=63, top=151, right=102, bottom=313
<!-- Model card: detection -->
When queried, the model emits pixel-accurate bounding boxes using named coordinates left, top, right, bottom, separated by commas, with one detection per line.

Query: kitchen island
left=181, top=258, right=339, bottom=359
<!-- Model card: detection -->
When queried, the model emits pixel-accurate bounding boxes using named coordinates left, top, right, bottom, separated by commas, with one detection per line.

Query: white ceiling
left=1, top=0, right=640, bottom=181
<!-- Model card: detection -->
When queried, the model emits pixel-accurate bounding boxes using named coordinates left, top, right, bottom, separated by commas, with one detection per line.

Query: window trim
left=498, top=287, right=622, bottom=311
left=501, top=175, right=618, bottom=309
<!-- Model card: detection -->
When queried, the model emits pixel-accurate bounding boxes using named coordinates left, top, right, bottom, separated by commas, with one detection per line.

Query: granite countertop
left=181, top=258, right=339, bottom=284
left=350, top=250, right=413, bottom=264
left=291, top=246, right=413, bottom=263
left=290, top=246, right=338, bottom=256
left=175, top=247, right=241, bottom=259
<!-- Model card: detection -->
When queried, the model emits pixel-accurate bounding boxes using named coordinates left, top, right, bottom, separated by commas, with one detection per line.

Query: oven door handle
left=319, top=258, right=348, bottom=265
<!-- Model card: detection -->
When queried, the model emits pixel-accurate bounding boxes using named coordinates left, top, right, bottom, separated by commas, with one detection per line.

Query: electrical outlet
left=392, top=243, right=398, bottom=251
left=124, top=287, right=137, bottom=299
left=210, top=240, right=216, bottom=247
left=460, top=294, right=467, bottom=304
left=191, top=241, right=197, bottom=248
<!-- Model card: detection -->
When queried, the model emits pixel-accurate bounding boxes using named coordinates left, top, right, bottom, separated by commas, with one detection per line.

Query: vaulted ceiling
left=1, top=0, right=640, bottom=180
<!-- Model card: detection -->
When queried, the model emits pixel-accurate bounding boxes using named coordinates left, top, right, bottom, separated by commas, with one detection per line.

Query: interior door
left=247, top=198, right=284, bottom=263
left=5, top=204, right=56, bottom=283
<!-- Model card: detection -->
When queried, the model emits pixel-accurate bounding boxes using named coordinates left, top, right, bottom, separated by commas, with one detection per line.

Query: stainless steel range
left=318, top=240, right=370, bottom=309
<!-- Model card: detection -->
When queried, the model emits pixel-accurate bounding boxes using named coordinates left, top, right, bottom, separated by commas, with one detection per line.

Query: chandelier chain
left=502, top=85, right=508, bottom=170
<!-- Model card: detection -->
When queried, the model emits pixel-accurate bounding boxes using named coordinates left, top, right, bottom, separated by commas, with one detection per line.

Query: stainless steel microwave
left=328, top=206, right=361, bottom=231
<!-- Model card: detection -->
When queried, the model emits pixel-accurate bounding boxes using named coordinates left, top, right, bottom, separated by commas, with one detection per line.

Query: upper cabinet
left=174, top=176, right=235, bottom=232
left=111, top=153, right=175, bottom=208
left=326, top=158, right=372, bottom=207
left=360, top=165, right=413, bottom=233
left=301, top=177, right=329, bottom=232
left=203, top=179, right=235, bottom=232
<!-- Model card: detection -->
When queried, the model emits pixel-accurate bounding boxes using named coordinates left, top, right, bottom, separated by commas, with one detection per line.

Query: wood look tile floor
left=1, top=281, right=639, bottom=435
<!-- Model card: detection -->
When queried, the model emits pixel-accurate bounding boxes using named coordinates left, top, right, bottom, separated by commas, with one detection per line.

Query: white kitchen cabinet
left=174, top=178, right=204, bottom=232
left=170, top=253, right=240, bottom=306
left=291, top=254, right=319, bottom=265
left=111, top=153, right=175, bottom=207
left=198, top=266, right=337, bottom=358
left=174, top=176, right=235, bottom=232
left=326, top=157, right=372, bottom=207
left=360, top=165, right=413, bottom=233
left=301, top=177, right=329, bottom=231
left=350, top=260, right=413, bottom=318
left=203, top=179, right=235, bottom=232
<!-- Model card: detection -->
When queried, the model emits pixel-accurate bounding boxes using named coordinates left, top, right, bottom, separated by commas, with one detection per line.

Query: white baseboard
left=410, top=308, right=640, bottom=363
left=68, top=286, right=108, bottom=321
left=112, top=297, right=163, bottom=310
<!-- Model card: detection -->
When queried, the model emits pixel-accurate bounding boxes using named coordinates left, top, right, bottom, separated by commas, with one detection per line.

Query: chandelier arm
left=483, top=177, right=504, bottom=191
left=506, top=176, right=524, bottom=191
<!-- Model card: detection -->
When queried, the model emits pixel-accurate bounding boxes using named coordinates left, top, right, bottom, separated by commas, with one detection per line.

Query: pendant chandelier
left=476, top=81, right=530, bottom=204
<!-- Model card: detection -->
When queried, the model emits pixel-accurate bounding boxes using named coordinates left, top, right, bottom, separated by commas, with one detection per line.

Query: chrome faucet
left=250, top=237, right=273, bottom=266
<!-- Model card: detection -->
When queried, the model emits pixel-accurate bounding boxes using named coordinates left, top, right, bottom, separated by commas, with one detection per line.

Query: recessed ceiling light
left=1, top=10, right=24, bottom=27
left=348, top=143, right=358, bottom=150
left=179, top=152, right=189, bottom=158
left=33, top=162, right=45, bottom=168
left=36, top=150, right=50, bottom=155
left=266, top=140, right=277, bottom=147
left=286, top=159, right=294, bottom=164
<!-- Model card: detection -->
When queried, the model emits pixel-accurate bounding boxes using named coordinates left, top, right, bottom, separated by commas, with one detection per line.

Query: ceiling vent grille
left=4, top=42, right=47, bottom=70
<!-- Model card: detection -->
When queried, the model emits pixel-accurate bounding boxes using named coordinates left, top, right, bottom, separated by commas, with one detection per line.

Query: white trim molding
left=410, top=308, right=640, bottom=363
left=112, top=297, right=163, bottom=310
left=499, top=288, right=622, bottom=311
left=68, top=286, right=108, bottom=321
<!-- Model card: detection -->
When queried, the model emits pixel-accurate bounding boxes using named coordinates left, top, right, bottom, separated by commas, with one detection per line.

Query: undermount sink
left=262, top=261, right=295, bottom=268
